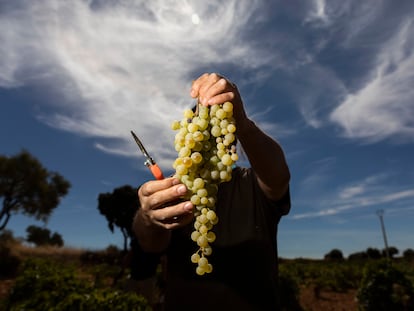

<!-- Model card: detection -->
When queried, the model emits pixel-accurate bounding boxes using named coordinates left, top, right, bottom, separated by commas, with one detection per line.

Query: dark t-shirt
left=163, top=167, right=291, bottom=311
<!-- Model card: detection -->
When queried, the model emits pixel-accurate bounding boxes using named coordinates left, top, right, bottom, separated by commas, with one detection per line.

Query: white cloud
left=330, top=19, right=414, bottom=143
left=0, top=0, right=277, bottom=170
left=292, top=172, right=414, bottom=220
left=295, top=65, right=346, bottom=128
left=298, top=0, right=414, bottom=143
left=339, top=185, right=365, bottom=199
left=305, top=0, right=328, bottom=24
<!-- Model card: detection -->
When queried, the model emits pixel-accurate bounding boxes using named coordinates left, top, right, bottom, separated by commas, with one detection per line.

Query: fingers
left=139, top=177, right=180, bottom=197
left=191, top=73, right=239, bottom=106
left=138, top=177, right=184, bottom=209
left=152, top=202, right=194, bottom=230
left=138, top=177, right=194, bottom=229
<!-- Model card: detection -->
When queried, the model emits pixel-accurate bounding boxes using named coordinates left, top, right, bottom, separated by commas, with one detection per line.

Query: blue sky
left=1, top=0, right=413, bottom=259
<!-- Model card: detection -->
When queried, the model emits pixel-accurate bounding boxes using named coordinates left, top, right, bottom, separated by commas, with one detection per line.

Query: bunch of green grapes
left=171, top=101, right=238, bottom=275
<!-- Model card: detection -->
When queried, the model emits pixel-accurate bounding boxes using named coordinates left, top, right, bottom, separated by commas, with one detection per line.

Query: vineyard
left=279, top=257, right=414, bottom=310
left=1, top=240, right=414, bottom=311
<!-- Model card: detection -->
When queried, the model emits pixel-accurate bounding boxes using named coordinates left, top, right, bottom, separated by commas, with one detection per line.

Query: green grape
left=171, top=101, right=238, bottom=275
left=211, top=125, right=221, bottom=137
left=193, top=177, right=205, bottom=190
left=196, top=266, right=205, bottom=276
left=221, top=154, right=232, bottom=166
left=227, top=123, right=236, bottom=133
left=197, top=188, right=208, bottom=197
left=203, top=246, right=212, bottom=256
left=199, top=225, right=208, bottom=234
left=206, top=231, right=216, bottom=242
left=198, top=257, right=208, bottom=267
left=222, top=101, right=233, bottom=112
left=206, top=210, right=217, bottom=221
left=188, top=123, right=198, bottom=133
left=184, top=109, right=194, bottom=119
left=191, top=253, right=200, bottom=263
left=191, top=152, right=203, bottom=164
left=171, top=120, right=180, bottom=130
left=191, top=194, right=201, bottom=205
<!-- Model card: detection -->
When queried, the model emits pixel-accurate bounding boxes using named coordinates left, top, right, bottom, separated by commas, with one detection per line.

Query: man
left=132, top=73, right=291, bottom=310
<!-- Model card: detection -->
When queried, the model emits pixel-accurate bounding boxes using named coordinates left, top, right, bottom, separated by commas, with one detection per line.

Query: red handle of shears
left=130, top=130, right=165, bottom=180
left=149, top=163, right=164, bottom=180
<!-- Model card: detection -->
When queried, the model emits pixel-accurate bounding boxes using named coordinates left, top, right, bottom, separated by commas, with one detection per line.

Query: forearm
left=132, top=208, right=171, bottom=253
left=237, top=118, right=290, bottom=201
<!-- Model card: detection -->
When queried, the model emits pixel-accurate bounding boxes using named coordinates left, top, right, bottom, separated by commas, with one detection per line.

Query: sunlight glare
left=191, top=13, right=200, bottom=25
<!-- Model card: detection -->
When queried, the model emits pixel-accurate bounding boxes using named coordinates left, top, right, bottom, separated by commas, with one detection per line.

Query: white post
left=376, top=209, right=390, bottom=259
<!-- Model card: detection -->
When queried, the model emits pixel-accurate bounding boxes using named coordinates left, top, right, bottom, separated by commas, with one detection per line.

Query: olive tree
left=0, top=150, right=71, bottom=230
left=324, top=248, right=344, bottom=261
left=26, top=225, right=64, bottom=247
left=97, top=185, right=138, bottom=251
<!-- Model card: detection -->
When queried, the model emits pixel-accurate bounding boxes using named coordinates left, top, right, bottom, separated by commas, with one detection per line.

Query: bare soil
left=0, top=279, right=14, bottom=300
left=299, top=285, right=358, bottom=311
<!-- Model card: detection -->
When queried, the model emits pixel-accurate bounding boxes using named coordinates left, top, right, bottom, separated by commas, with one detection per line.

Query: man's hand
left=190, top=73, right=248, bottom=125
left=137, top=177, right=194, bottom=230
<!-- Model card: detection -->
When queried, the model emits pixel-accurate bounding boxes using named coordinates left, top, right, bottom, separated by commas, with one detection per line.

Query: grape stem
left=194, top=99, right=200, bottom=117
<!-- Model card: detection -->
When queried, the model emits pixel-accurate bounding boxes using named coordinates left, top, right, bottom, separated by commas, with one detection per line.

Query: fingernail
left=183, top=202, right=193, bottom=211
left=172, top=178, right=181, bottom=185
left=177, top=185, right=187, bottom=195
left=201, top=97, right=208, bottom=106
left=190, top=89, right=196, bottom=97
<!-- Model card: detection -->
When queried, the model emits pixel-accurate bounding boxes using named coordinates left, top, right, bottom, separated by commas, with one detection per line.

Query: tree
left=366, top=247, right=382, bottom=259
left=348, top=251, right=368, bottom=261
left=50, top=232, right=64, bottom=247
left=97, top=185, right=138, bottom=251
left=0, top=229, right=16, bottom=245
left=324, top=248, right=344, bottom=261
left=26, top=225, right=64, bottom=247
left=403, top=248, right=414, bottom=259
left=0, top=150, right=71, bottom=230
left=357, top=259, right=414, bottom=310
left=382, top=246, right=399, bottom=258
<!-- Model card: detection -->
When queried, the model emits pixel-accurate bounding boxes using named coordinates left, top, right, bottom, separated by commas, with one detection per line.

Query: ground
left=1, top=279, right=358, bottom=310
left=299, top=285, right=358, bottom=311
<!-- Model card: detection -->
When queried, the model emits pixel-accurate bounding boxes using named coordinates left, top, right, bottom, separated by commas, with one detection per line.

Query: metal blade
left=130, top=130, right=152, bottom=162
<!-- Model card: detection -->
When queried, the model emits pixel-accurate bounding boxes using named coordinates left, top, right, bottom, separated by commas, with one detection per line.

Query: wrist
left=133, top=208, right=163, bottom=232
left=133, top=208, right=171, bottom=252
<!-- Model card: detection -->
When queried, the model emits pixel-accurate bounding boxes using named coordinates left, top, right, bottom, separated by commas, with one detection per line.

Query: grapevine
left=171, top=101, right=238, bottom=275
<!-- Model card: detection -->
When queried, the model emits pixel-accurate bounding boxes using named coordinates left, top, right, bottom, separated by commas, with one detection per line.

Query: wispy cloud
left=339, top=185, right=365, bottom=199
left=330, top=18, right=414, bottom=143
left=293, top=65, right=346, bottom=129
left=2, top=0, right=414, bottom=174
left=296, top=1, right=414, bottom=144
left=293, top=173, right=414, bottom=219
left=304, top=0, right=329, bottom=24
left=0, top=0, right=285, bottom=170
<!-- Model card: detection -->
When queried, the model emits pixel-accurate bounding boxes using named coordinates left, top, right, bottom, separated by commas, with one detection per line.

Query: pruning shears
left=130, top=130, right=164, bottom=180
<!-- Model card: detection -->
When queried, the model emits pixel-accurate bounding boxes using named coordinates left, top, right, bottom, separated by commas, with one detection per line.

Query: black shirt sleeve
left=129, top=236, right=162, bottom=280
left=129, top=185, right=162, bottom=280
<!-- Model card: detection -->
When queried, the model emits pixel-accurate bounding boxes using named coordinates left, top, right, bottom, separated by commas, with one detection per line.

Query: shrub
left=4, top=258, right=151, bottom=311
left=279, top=265, right=303, bottom=311
left=357, top=259, right=414, bottom=311
left=403, top=248, right=414, bottom=260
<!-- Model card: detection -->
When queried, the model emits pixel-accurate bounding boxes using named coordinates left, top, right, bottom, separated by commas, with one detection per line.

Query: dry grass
left=7, top=242, right=85, bottom=264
